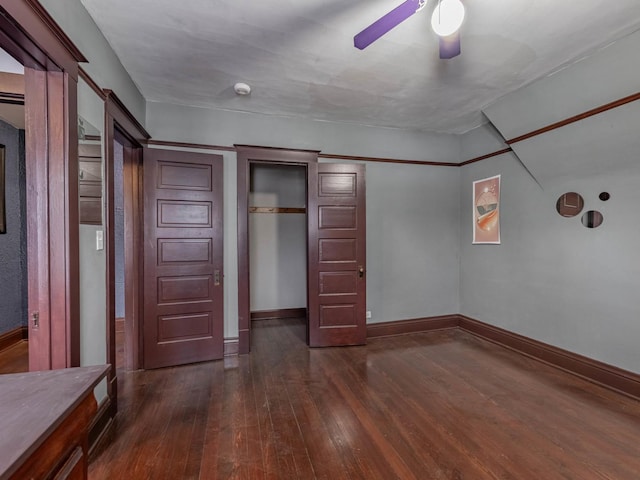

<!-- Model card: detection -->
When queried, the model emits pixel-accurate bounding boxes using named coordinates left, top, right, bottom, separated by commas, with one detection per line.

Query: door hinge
left=32, top=311, right=39, bottom=328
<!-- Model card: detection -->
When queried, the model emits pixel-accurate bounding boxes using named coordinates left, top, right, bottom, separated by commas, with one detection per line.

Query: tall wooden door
left=143, top=148, right=224, bottom=369
left=308, top=163, right=366, bottom=347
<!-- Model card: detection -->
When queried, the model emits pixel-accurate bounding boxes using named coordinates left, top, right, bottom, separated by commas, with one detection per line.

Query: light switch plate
left=96, top=230, right=104, bottom=250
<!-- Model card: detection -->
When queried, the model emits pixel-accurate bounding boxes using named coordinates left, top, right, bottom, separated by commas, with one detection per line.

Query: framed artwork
left=473, top=174, right=500, bottom=244
left=0, top=145, right=5, bottom=234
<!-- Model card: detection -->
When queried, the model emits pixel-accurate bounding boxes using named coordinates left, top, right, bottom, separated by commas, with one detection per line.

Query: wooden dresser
left=0, top=365, right=109, bottom=480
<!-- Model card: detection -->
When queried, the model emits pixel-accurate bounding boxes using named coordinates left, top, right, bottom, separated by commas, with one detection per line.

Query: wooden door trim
left=236, top=146, right=317, bottom=354
left=104, top=91, right=149, bottom=413
left=0, top=1, right=84, bottom=370
left=121, top=138, right=143, bottom=374
left=0, top=1, right=86, bottom=74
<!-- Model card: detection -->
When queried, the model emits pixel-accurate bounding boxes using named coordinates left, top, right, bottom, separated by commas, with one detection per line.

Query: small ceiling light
left=431, top=0, right=465, bottom=37
left=234, top=82, right=251, bottom=95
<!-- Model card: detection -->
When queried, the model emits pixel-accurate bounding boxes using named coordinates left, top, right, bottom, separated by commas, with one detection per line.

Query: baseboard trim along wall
left=366, top=314, right=640, bottom=401
left=224, top=338, right=239, bottom=357
left=0, top=326, right=28, bottom=352
left=366, top=315, right=459, bottom=338
left=251, top=308, right=307, bottom=321
left=88, top=397, right=113, bottom=459
left=457, top=315, right=640, bottom=401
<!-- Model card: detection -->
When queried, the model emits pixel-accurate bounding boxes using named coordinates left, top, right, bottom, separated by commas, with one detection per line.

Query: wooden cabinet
left=0, top=365, right=109, bottom=480
left=78, top=143, right=102, bottom=225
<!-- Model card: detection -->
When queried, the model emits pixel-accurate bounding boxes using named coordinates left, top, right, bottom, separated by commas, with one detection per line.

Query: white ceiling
left=80, top=0, right=640, bottom=134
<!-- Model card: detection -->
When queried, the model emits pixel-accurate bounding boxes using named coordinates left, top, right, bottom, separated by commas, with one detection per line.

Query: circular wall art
left=581, top=210, right=603, bottom=228
left=556, top=192, right=584, bottom=218
left=599, top=192, right=610, bottom=201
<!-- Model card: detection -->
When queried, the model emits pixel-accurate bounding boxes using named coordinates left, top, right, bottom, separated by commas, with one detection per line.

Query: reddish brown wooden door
left=143, top=148, right=224, bottom=369
left=308, top=163, right=366, bottom=347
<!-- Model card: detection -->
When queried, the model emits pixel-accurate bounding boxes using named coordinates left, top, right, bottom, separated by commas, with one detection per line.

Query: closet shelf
left=249, top=207, right=306, bottom=214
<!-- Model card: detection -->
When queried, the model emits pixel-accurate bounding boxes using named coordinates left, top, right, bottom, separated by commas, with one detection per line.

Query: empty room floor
left=89, top=318, right=640, bottom=479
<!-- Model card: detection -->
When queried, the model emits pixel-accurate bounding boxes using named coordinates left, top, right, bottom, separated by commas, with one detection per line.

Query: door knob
left=359, top=266, right=364, bottom=278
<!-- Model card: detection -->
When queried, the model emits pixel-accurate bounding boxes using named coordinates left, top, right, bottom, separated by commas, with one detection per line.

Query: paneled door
left=308, top=163, right=366, bottom=347
left=143, top=148, right=224, bottom=369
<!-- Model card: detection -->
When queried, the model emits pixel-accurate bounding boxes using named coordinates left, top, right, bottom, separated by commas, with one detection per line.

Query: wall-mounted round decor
left=599, top=192, right=610, bottom=201
left=581, top=210, right=603, bottom=228
left=556, top=192, right=584, bottom=218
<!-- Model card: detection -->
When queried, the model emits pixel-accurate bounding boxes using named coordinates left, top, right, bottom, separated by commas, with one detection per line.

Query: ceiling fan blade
left=439, top=31, right=461, bottom=59
left=354, top=0, right=421, bottom=50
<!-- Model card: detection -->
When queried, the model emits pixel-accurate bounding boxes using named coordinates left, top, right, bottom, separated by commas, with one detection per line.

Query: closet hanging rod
left=249, top=207, right=306, bottom=214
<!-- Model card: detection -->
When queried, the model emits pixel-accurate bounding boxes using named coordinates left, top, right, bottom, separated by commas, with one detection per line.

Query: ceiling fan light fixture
left=431, top=0, right=465, bottom=37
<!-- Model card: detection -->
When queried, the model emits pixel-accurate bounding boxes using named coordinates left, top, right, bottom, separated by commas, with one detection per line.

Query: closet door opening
left=249, top=163, right=308, bottom=344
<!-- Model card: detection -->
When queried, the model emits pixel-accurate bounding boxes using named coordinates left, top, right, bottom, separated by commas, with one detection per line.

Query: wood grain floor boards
left=0, top=340, right=28, bottom=374
left=88, top=318, right=640, bottom=479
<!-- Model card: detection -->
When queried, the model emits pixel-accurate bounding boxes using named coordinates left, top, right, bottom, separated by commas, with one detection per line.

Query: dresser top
left=0, top=365, right=109, bottom=479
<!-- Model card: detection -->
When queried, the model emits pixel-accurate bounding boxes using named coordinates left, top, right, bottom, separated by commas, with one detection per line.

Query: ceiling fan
left=353, top=0, right=465, bottom=59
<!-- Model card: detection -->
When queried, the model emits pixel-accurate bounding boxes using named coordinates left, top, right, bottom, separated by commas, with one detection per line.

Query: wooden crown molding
left=463, top=90, right=640, bottom=166
left=104, top=89, right=150, bottom=143
left=135, top=89, right=640, bottom=168
left=147, top=139, right=235, bottom=152
left=319, top=152, right=458, bottom=167
left=235, top=144, right=320, bottom=155
left=149, top=140, right=456, bottom=166
left=24, top=0, right=87, bottom=64
left=459, top=147, right=513, bottom=166
left=506, top=91, right=640, bottom=145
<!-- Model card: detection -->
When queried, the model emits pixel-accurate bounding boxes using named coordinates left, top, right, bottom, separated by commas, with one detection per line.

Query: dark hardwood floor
left=88, top=317, right=640, bottom=479
left=0, top=341, right=28, bottom=374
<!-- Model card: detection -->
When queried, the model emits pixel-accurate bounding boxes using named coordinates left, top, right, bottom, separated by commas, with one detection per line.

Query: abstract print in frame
left=473, top=174, right=500, bottom=244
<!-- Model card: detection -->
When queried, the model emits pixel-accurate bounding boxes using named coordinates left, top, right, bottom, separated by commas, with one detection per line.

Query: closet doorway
left=249, top=163, right=308, bottom=341
left=237, top=146, right=367, bottom=354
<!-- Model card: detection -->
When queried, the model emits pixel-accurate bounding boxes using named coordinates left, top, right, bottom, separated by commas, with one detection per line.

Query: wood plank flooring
left=89, top=318, right=640, bottom=479
left=0, top=341, right=28, bottom=374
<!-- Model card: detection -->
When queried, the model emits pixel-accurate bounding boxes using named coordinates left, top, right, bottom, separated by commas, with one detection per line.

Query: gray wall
left=250, top=164, right=307, bottom=312
left=147, top=101, right=460, bottom=162
left=462, top=28, right=640, bottom=375
left=0, top=121, right=26, bottom=334
left=327, top=159, right=461, bottom=323
left=42, top=0, right=640, bottom=376
left=460, top=152, right=640, bottom=374
left=77, top=79, right=108, bottom=401
left=146, top=105, right=462, bottom=335
left=40, top=0, right=146, bottom=125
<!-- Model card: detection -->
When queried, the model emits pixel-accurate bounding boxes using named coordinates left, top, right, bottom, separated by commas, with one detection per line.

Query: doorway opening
left=102, top=91, right=149, bottom=416
left=113, top=136, right=125, bottom=371
left=249, top=163, right=308, bottom=344
left=236, top=146, right=318, bottom=354
left=238, top=146, right=367, bottom=353
left=110, top=127, right=144, bottom=375
left=0, top=47, right=27, bottom=373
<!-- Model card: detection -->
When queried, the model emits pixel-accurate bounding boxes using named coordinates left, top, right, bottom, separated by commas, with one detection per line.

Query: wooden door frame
left=103, top=89, right=149, bottom=414
left=0, top=0, right=87, bottom=370
left=236, top=145, right=318, bottom=354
